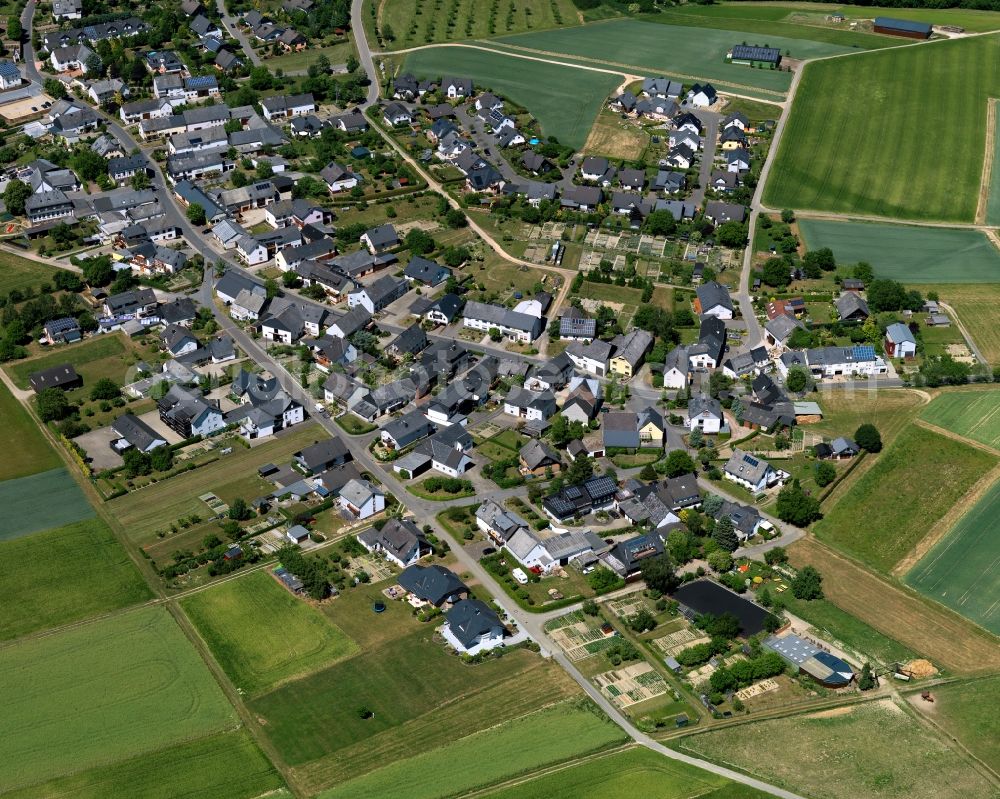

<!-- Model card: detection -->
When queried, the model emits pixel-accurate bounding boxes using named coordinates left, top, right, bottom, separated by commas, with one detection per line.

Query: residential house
left=559, top=306, right=596, bottom=341
left=519, top=439, right=561, bottom=476
left=560, top=377, right=601, bottom=423
left=462, top=300, right=542, bottom=343
left=261, top=93, right=315, bottom=121
left=688, top=317, right=726, bottom=371
left=320, top=161, right=358, bottom=193
left=566, top=339, right=614, bottom=377
left=441, top=76, right=473, bottom=98
left=422, top=293, right=464, bottom=326
left=382, top=102, right=412, bottom=126
left=442, top=599, right=505, bottom=655
left=580, top=156, right=615, bottom=185
left=357, top=517, right=429, bottom=567
left=661, top=345, right=689, bottom=389
left=348, top=275, right=408, bottom=314
left=398, top=564, right=468, bottom=607
left=686, top=83, right=717, bottom=107
left=723, top=448, right=783, bottom=492
left=476, top=499, right=530, bottom=545
left=561, top=185, right=602, bottom=211
left=160, top=323, right=199, bottom=357
left=602, top=533, right=665, bottom=578
left=637, top=406, right=665, bottom=447
left=360, top=223, right=399, bottom=254
left=503, top=386, right=556, bottom=421
left=293, top=438, right=350, bottom=475
left=157, top=384, right=225, bottom=437
left=603, top=411, right=641, bottom=450
left=403, top=256, right=450, bottom=286
left=387, top=322, right=428, bottom=358
left=28, top=364, right=81, bottom=392
left=338, top=479, right=385, bottom=520
left=609, top=329, right=653, bottom=378
left=111, top=413, right=167, bottom=453
left=726, top=148, right=751, bottom=173
left=687, top=394, right=723, bottom=434
left=694, top=281, right=734, bottom=319
left=542, top=476, right=618, bottom=522
left=380, top=408, right=434, bottom=449
left=885, top=322, right=916, bottom=359
left=835, top=291, right=870, bottom=322
left=41, top=317, right=81, bottom=345
left=704, top=201, right=746, bottom=224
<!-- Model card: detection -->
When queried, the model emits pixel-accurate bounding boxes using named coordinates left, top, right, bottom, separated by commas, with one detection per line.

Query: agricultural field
left=813, top=424, right=996, bottom=572
left=482, top=746, right=770, bottom=799
left=378, top=0, right=583, bottom=49
left=910, top=675, right=1000, bottom=773
left=495, top=19, right=856, bottom=96
left=0, top=249, right=66, bottom=297
left=796, top=219, right=1000, bottom=283
left=0, top=518, right=150, bottom=642
left=105, top=421, right=322, bottom=545
left=3, top=730, right=287, bottom=799
left=181, top=570, right=359, bottom=696
left=805, top=388, right=924, bottom=448
left=917, top=284, right=1000, bottom=364
left=920, top=389, right=1000, bottom=449
left=0, top=467, right=95, bottom=540
left=765, top=35, right=1000, bottom=221
left=402, top=46, right=620, bottom=149
left=905, top=479, right=1000, bottom=635
left=317, top=701, right=627, bottom=799
left=0, top=607, right=236, bottom=791
left=789, top=536, right=1000, bottom=674
left=0, top=378, right=60, bottom=480
left=988, top=100, right=1000, bottom=225
left=678, top=698, right=997, bottom=799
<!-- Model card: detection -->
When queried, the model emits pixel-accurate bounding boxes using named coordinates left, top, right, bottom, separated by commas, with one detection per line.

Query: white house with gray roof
left=462, top=301, right=542, bottom=343
left=723, top=448, right=784, bottom=492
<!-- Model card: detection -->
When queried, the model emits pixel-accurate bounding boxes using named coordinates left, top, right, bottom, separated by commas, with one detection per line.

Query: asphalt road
left=350, top=0, right=380, bottom=108
left=216, top=0, right=262, bottom=66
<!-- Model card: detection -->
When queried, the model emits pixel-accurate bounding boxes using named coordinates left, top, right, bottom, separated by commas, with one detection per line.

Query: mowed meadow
left=765, top=34, right=1000, bottom=221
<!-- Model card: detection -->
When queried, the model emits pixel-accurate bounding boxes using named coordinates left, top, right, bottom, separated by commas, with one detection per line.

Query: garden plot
left=734, top=678, right=780, bottom=702
left=594, top=663, right=668, bottom=709
left=350, top=554, right=395, bottom=583
left=200, top=492, right=229, bottom=515
left=650, top=626, right=711, bottom=659
left=545, top=612, right=617, bottom=662
left=606, top=593, right=652, bottom=622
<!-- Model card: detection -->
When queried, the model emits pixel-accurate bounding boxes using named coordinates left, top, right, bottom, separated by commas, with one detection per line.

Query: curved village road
left=216, top=0, right=262, bottom=67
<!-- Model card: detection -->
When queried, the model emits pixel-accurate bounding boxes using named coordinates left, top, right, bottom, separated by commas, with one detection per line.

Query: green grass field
left=402, top=47, right=620, bottom=149
left=920, top=390, right=1000, bottom=448
left=914, top=676, right=1000, bottom=772
left=679, top=698, right=996, bottom=799
left=380, top=0, right=582, bottom=49
left=264, top=41, right=354, bottom=73
left=813, top=425, right=996, bottom=572
left=182, top=570, right=358, bottom=696
left=317, top=701, right=627, bottom=799
left=0, top=518, right=150, bottom=642
left=0, top=250, right=66, bottom=297
left=107, top=422, right=321, bottom=544
left=0, top=467, right=95, bottom=540
left=482, top=746, right=769, bottom=799
left=988, top=100, right=1000, bottom=225
left=905, top=478, right=1000, bottom=634
left=0, top=607, right=236, bottom=791
left=914, top=284, right=1000, bottom=365
left=7, top=334, right=132, bottom=389
left=2, top=729, right=287, bottom=799
left=0, top=378, right=60, bottom=480
left=495, top=19, right=857, bottom=96
left=781, top=595, right=916, bottom=666
left=766, top=35, right=1000, bottom=221
left=797, top=219, right=1000, bottom=282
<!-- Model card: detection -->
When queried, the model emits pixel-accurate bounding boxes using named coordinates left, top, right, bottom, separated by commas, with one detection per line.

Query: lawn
left=780, top=595, right=916, bottom=667
left=905, top=478, right=1000, bottom=635
left=765, top=35, right=1000, bottom=221
left=181, top=570, right=359, bottom=696
left=380, top=0, right=582, bottom=49
left=407, top=476, right=476, bottom=500
left=913, top=675, right=1000, bottom=773
left=265, top=40, right=354, bottom=73
left=0, top=467, right=95, bottom=540
left=106, top=422, right=322, bottom=544
left=920, top=389, right=1000, bottom=449
left=0, top=378, right=60, bottom=480
left=402, top=46, right=621, bottom=149
left=0, top=607, right=236, bottom=792
left=0, top=249, right=66, bottom=297
left=788, top=536, right=1000, bottom=674
left=583, top=109, right=650, bottom=160
left=495, top=19, right=857, bottom=96
left=0, top=518, right=151, bottom=642
left=482, top=746, right=770, bottom=799
left=797, top=219, right=1000, bottom=282
left=915, top=284, right=1000, bottom=364
left=3, top=729, right=287, bottom=799
left=7, top=333, right=141, bottom=389
left=678, top=698, right=997, bottom=799
left=814, top=425, right=996, bottom=571
left=335, top=413, right=378, bottom=434
left=802, top=390, right=922, bottom=449
left=317, top=701, right=628, bottom=799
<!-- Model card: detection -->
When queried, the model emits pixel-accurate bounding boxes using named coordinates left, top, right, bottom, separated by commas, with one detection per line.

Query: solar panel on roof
left=743, top=455, right=759, bottom=467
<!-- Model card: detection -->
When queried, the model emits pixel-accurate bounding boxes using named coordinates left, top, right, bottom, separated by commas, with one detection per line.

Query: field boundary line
left=892, top=458, right=1000, bottom=579
left=975, top=98, right=998, bottom=225
left=912, top=417, right=1000, bottom=457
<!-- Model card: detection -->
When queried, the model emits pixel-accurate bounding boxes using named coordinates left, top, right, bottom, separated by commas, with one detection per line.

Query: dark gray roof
left=445, top=599, right=502, bottom=648
left=398, top=564, right=467, bottom=606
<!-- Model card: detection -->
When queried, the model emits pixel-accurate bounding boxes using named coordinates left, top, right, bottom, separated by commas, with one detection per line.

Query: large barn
left=728, top=44, right=782, bottom=68
left=765, top=634, right=855, bottom=688
left=873, top=16, right=932, bottom=39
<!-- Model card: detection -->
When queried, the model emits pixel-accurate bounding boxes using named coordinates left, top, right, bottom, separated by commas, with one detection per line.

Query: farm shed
left=728, top=44, right=781, bottom=68
left=873, top=17, right=932, bottom=39
left=764, top=634, right=855, bottom=687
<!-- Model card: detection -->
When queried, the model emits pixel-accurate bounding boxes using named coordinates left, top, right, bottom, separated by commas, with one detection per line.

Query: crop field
left=905, top=479, right=1000, bottom=635
left=482, top=746, right=769, bottom=799
left=0, top=249, right=65, bottom=297
left=679, top=698, right=996, bottom=799
left=182, top=570, right=359, bottom=696
left=0, top=379, right=60, bottom=480
left=813, top=425, right=996, bottom=572
left=920, top=390, right=1000, bottom=449
left=0, top=607, right=236, bottom=791
left=988, top=101, right=1000, bottom=225
left=106, top=421, right=321, bottom=544
left=380, top=0, right=582, bottom=50
left=789, top=536, right=1000, bottom=673
left=317, top=701, right=628, bottom=799
left=402, top=46, right=620, bottom=149
left=912, top=675, right=1000, bottom=772
left=765, top=35, right=1000, bottom=221
left=0, top=518, right=150, bottom=642
left=0, top=467, right=94, bottom=540
left=3, top=729, right=287, bottom=799
left=495, top=20, right=856, bottom=95
left=797, top=219, right=1000, bottom=283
